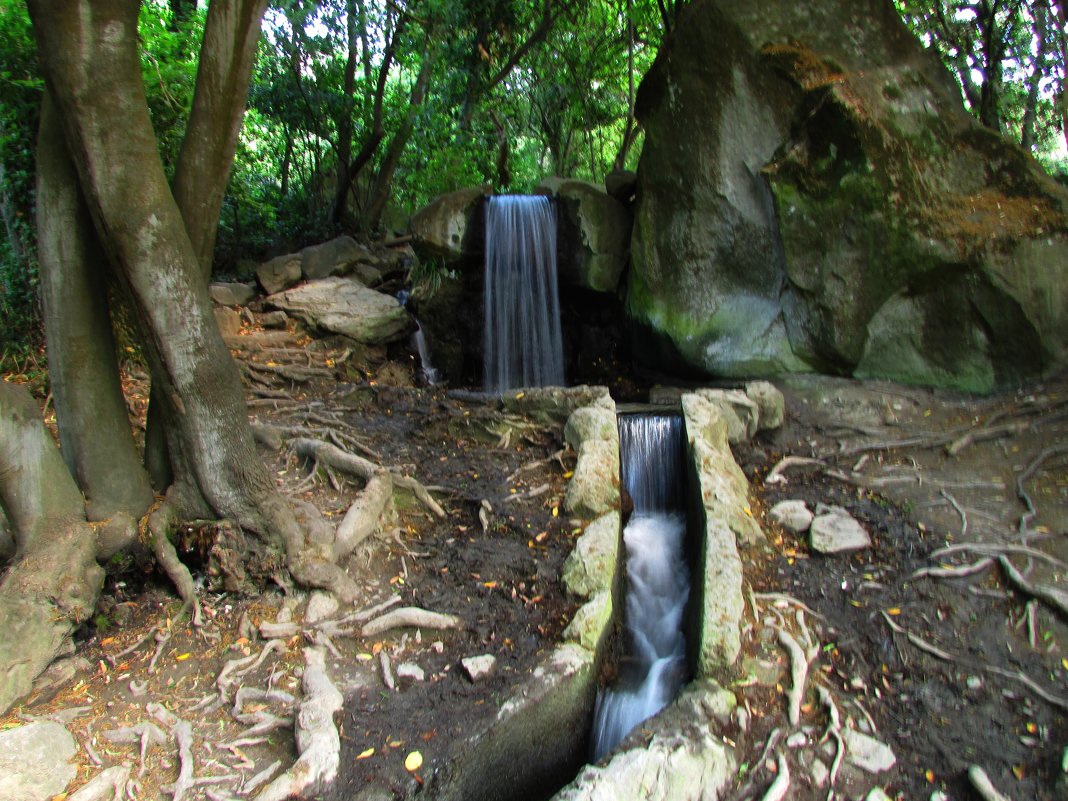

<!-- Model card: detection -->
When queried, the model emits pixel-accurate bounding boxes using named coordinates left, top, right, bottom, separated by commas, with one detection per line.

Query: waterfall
left=590, top=414, right=690, bottom=762
left=483, top=195, right=565, bottom=393
left=412, top=322, right=441, bottom=385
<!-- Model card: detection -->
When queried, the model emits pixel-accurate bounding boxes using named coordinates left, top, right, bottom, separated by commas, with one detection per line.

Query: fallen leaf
left=176, top=653, right=191, bottom=661
left=886, top=607, right=902, bottom=616
left=925, top=769, right=935, bottom=783
left=1012, top=764, right=1026, bottom=780
left=357, top=747, right=375, bottom=759
left=405, top=751, right=423, bottom=772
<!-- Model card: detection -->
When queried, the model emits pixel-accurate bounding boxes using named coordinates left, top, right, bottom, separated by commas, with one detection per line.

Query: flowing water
left=483, top=195, right=564, bottom=393
left=590, top=414, right=690, bottom=762
left=412, top=322, right=441, bottom=385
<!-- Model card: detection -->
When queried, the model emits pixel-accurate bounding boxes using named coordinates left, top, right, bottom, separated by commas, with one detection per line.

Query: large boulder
left=537, top=178, right=632, bottom=293
left=266, top=277, right=410, bottom=344
left=629, top=0, right=1068, bottom=391
left=300, top=235, right=369, bottom=280
left=408, top=186, right=489, bottom=260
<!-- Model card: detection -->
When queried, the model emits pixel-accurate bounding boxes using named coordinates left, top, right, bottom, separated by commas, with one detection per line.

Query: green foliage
left=894, top=0, right=1068, bottom=163
left=0, top=1, right=42, bottom=349
left=4, top=0, right=681, bottom=297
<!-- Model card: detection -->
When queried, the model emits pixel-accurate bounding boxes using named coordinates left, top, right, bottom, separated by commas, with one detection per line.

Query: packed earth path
left=1, top=307, right=1067, bottom=801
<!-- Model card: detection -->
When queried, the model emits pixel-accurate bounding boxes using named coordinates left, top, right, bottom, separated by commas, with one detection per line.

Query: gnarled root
left=254, top=647, right=343, bottom=801
left=147, top=499, right=202, bottom=627
left=0, top=380, right=104, bottom=713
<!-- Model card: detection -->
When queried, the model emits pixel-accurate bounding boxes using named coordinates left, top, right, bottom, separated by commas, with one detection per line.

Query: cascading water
left=412, top=322, right=441, bottom=385
left=590, top=414, right=690, bottom=762
left=483, top=195, right=565, bottom=393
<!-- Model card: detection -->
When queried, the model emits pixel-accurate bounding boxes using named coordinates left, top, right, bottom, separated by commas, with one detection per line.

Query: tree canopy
left=2, top=0, right=1066, bottom=350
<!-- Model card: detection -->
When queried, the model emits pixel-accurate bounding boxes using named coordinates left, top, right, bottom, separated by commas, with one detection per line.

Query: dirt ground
left=4, top=314, right=1067, bottom=801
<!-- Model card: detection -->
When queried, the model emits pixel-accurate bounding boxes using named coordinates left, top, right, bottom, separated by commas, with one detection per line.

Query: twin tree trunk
left=0, top=0, right=353, bottom=714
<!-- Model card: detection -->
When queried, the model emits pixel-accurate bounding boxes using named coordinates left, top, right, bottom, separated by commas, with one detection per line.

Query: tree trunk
left=172, top=0, right=267, bottom=281
left=0, top=381, right=103, bottom=714
left=36, top=91, right=154, bottom=526
left=27, top=0, right=356, bottom=598
left=364, top=46, right=436, bottom=231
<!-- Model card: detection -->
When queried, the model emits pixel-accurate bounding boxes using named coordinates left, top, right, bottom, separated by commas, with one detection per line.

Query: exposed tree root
left=1015, top=444, right=1068, bottom=535
left=0, top=381, right=105, bottom=713
left=291, top=437, right=445, bottom=519
left=758, top=753, right=790, bottom=801
left=881, top=611, right=956, bottom=662
left=967, top=764, right=1015, bottom=801
left=147, top=500, right=202, bottom=627
left=361, top=606, right=463, bottom=637
left=910, top=557, right=995, bottom=580
left=254, top=647, right=343, bottom=801
left=998, top=556, right=1068, bottom=618
left=928, top=542, right=1065, bottom=568
left=764, top=456, right=824, bottom=485
left=775, top=624, right=817, bottom=727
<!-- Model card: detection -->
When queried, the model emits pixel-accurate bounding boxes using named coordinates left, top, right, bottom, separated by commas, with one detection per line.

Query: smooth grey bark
left=0, top=380, right=103, bottom=714
left=27, top=0, right=356, bottom=598
left=36, top=90, right=154, bottom=524
left=172, top=0, right=268, bottom=281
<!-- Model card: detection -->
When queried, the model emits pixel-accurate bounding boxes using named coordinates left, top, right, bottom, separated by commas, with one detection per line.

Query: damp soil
left=5, top=310, right=1067, bottom=801
left=729, top=374, right=1068, bottom=801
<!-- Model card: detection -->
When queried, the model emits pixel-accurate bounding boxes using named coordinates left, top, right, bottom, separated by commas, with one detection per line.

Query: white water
left=590, top=415, right=690, bottom=762
left=412, top=322, right=441, bottom=385
left=483, top=195, right=564, bottom=393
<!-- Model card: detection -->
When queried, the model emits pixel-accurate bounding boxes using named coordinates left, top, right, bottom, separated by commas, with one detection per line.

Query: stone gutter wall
left=422, top=382, right=786, bottom=801
left=420, top=387, right=622, bottom=801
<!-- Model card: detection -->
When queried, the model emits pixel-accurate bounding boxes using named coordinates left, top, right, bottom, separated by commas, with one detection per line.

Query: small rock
left=786, top=731, right=808, bottom=748
left=810, top=510, right=871, bottom=554
left=808, top=757, right=829, bottom=788
left=0, top=721, right=79, bottom=801
left=769, top=500, right=813, bottom=533
left=259, top=310, right=289, bottom=329
left=32, top=656, right=92, bottom=699
left=733, top=707, right=750, bottom=733
left=461, top=654, right=497, bottom=682
left=966, top=675, right=983, bottom=691
left=214, top=306, right=243, bottom=338
left=431, top=641, right=444, bottom=654
left=745, top=380, right=785, bottom=430
left=930, top=792, right=949, bottom=801
left=396, top=663, right=425, bottom=683
left=865, top=789, right=893, bottom=801
left=304, top=591, right=339, bottom=624
left=842, top=728, right=896, bottom=773
left=209, top=281, right=256, bottom=307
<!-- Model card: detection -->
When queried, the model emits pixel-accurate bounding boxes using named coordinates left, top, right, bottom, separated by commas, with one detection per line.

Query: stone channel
left=385, top=382, right=785, bottom=801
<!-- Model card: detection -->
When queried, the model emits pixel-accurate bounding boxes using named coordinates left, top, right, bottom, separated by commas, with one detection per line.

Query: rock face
left=266, top=277, right=410, bottom=344
left=630, top=0, right=1068, bottom=391
left=536, top=178, right=632, bottom=293
left=408, top=186, right=489, bottom=260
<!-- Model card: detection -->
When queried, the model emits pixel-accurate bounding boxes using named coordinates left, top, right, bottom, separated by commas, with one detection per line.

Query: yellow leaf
left=514, top=392, right=525, bottom=400
left=886, top=607, right=902, bottom=616
left=483, top=581, right=498, bottom=589
left=563, top=471, right=574, bottom=479
left=925, top=769, right=935, bottom=783
left=1061, top=658, right=1068, bottom=670
left=551, top=506, right=559, bottom=517
left=176, top=653, right=191, bottom=661
left=356, top=653, right=374, bottom=661
left=404, top=751, right=423, bottom=772
left=357, top=747, right=375, bottom=759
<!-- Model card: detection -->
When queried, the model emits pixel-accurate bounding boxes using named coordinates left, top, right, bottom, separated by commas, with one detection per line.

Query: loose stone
left=461, top=654, right=497, bottom=682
